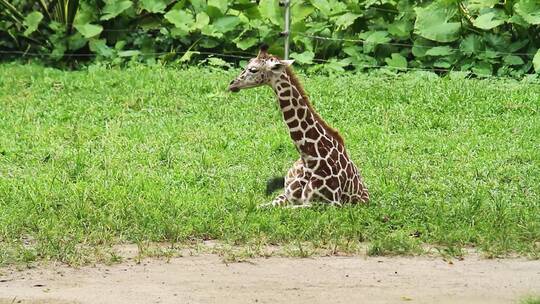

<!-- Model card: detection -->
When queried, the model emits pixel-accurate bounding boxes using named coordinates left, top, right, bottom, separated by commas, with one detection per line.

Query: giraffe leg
left=300, top=179, right=315, bottom=203
left=330, top=188, right=343, bottom=207
left=258, top=193, right=288, bottom=209
left=285, top=202, right=312, bottom=209
left=259, top=159, right=304, bottom=208
left=286, top=178, right=315, bottom=208
left=306, top=176, right=344, bottom=207
left=329, top=200, right=343, bottom=207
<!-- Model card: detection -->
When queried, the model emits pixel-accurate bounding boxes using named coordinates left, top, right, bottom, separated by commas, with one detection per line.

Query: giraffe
left=228, top=45, right=369, bottom=208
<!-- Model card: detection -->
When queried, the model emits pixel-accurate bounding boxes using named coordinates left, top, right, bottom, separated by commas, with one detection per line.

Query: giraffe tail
left=266, top=177, right=285, bottom=196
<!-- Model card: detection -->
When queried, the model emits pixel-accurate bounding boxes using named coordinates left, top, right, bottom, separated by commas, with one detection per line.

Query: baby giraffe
left=228, top=45, right=369, bottom=208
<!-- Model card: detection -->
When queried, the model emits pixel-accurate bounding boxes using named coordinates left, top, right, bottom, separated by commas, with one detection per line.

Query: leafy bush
left=1, top=0, right=540, bottom=76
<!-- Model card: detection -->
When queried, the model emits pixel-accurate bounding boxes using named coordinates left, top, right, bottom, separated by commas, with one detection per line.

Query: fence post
left=280, top=0, right=291, bottom=59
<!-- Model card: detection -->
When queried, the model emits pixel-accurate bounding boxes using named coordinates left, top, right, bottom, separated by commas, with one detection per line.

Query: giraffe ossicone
left=228, top=46, right=369, bottom=208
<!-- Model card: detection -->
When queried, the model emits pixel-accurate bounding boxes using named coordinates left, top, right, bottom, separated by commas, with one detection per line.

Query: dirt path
left=1, top=254, right=539, bottom=304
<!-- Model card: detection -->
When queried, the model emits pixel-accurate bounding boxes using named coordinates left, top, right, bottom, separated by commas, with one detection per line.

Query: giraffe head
left=228, top=44, right=294, bottom=92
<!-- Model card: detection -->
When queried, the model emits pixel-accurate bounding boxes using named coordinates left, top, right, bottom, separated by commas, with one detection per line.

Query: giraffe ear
left=280, top=59, right=295, bottom=67
left=257, top=43, right=269, bottom=58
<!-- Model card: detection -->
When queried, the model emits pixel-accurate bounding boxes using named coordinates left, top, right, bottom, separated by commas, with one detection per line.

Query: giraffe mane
left=284, top=66, right=345, bottom=145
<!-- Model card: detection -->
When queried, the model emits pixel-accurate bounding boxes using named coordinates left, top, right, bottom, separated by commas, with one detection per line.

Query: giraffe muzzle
left=228, top=80, right=241, bottom=93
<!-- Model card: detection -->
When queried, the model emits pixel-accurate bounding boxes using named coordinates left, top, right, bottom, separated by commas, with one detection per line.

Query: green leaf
left=414, top=3, right=461, bottom=43
left=466, top=0, right=499, bottom=10
left=460, top=35, right=483, bottom=55
left=291, top=2, right=315, bottom=26
left=434, top=60, right=451, bottom=68
left=484, top=33, right=508, bottom=53
left=208, top=0, right=228, bottom=14
left=514, top=0, right=540, bottom=25
left=170, top=27, right=188, bottom=37
left=310, top=0, right=331, bottom=16
left=207, top=57, right=231, bottom=67
left=290, top=51, right=315, bottom=64
left=479, top=49, right=499, bottom=60
left=201, top=25, right=222, bottom=38
left=360, top=31, right=391, bottom=53
left=212, top=16, right=240, bottom=33
left=533, top=49, right=540, bottom=73
left=234, top=36, right=258, bottom=50
left=101, top=0, right=133, bottom=21
left=343, top=46, right=361, bottom=58
left=344, top=45, right=375, bottom=67
left=67, top=33, right=87, bottom=51
left=165, top=10, right=194, bottom=34
left=324, top=0, right=346, bottom=14
left=322, top=58, right=348, bottom=73
left=192, top=12, right=210, bottom=31
left=73, top=3, right=96, bottom=27
left=472, top=61, right=492, bottom=76
left=200, top=38, right=221, bottom=48
left=411, top=38, right=434, bottom=57
left=75, top=23, right=103, bottom=38
left=115, top=40, right=126, bottom=50
left=385, top=53, right=407, bottom=70
left=503, top=55, right=524, bottom=66
left=350, top=54, right=377, bottom=69
left=23, top=11, right=43, bottom=36
left=118, top=50, right=141, bottom=57
left=388, top=20, right=413, bottom=39
left=89, top=38, right=114, bottom=57
left=334, top=13, right=361, bottom=30
left=190, top=0, right=206, bottom=13
left=50, top=44, right=66, bottom=59
left=259, top=0, right=282, bottom=26
left=179, top=50, right=200, bottom=62
left=425, top=46, right=454, bottom=56
left=140, top=0, right=167, bottom=13
left=473, top=10, right=506, bottom=29
left=508, top=39, right=529, bottom=53
left=508, top=13, right=529, bottom=27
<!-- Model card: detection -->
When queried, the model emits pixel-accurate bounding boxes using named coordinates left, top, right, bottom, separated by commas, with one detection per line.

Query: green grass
left=521, top=296, right=540, bottom=304
left=0, top=63, right=539, bottom=265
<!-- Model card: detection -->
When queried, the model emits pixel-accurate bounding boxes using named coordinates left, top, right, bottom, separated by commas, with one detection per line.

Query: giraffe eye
left=248, top=67, right=258, bottom=73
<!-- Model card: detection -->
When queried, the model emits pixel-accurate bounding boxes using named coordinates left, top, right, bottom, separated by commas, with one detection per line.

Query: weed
left=520, top=296, right=540, bottom=304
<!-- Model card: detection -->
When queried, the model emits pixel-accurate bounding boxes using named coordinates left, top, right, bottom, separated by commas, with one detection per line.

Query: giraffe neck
left=270, top=72, right=337, bottom=159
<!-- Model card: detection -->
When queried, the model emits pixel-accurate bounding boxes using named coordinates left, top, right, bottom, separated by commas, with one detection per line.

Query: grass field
left=0, top=63, right=539, bottom=265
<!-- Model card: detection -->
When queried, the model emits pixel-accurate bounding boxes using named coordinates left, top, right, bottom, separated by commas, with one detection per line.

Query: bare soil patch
left=1, top=251, right=539, bottom=304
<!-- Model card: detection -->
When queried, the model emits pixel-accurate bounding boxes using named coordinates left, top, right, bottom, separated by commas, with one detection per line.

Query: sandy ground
left=0, top=253, right=539, bottom=304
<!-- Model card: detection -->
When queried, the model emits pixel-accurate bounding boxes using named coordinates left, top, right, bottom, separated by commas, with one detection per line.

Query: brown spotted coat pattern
left=229, top=48, right=369, bottom=208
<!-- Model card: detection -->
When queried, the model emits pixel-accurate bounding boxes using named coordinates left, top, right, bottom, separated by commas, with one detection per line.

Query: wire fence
left=2, top=32, right=536, bottom=59
left=296, top=32, right=537, bottom=57
left=0, top=49, right=253, bottom=60
left=0, top=45, right=453, bottom=73
left=1, top=3, right=537, bottom=75
left=0, top=49, right=460, bottom=73
left=0, top=37, right=533, bottom=74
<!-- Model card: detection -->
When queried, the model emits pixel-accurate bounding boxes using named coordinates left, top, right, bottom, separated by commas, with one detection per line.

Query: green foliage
left=101, top=0, right=133, bottom=21
left=385, top=53, right=407, bottom=70
left=0, top=64, right=539, bottom=264
left=534, top=50, right=540, bottom=73
left=514, top=0, right=540, bottom=25
left=414, top=3, right=461, bottom=43
left=290, top=50, right=315, bottom=64
left=74, top=23, right=103, bottom=38
left=1, top=0, right=540, bottom=75
left=22, top=11, right=43, bottom=36
left=472, top=10, right=506, bottom=30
